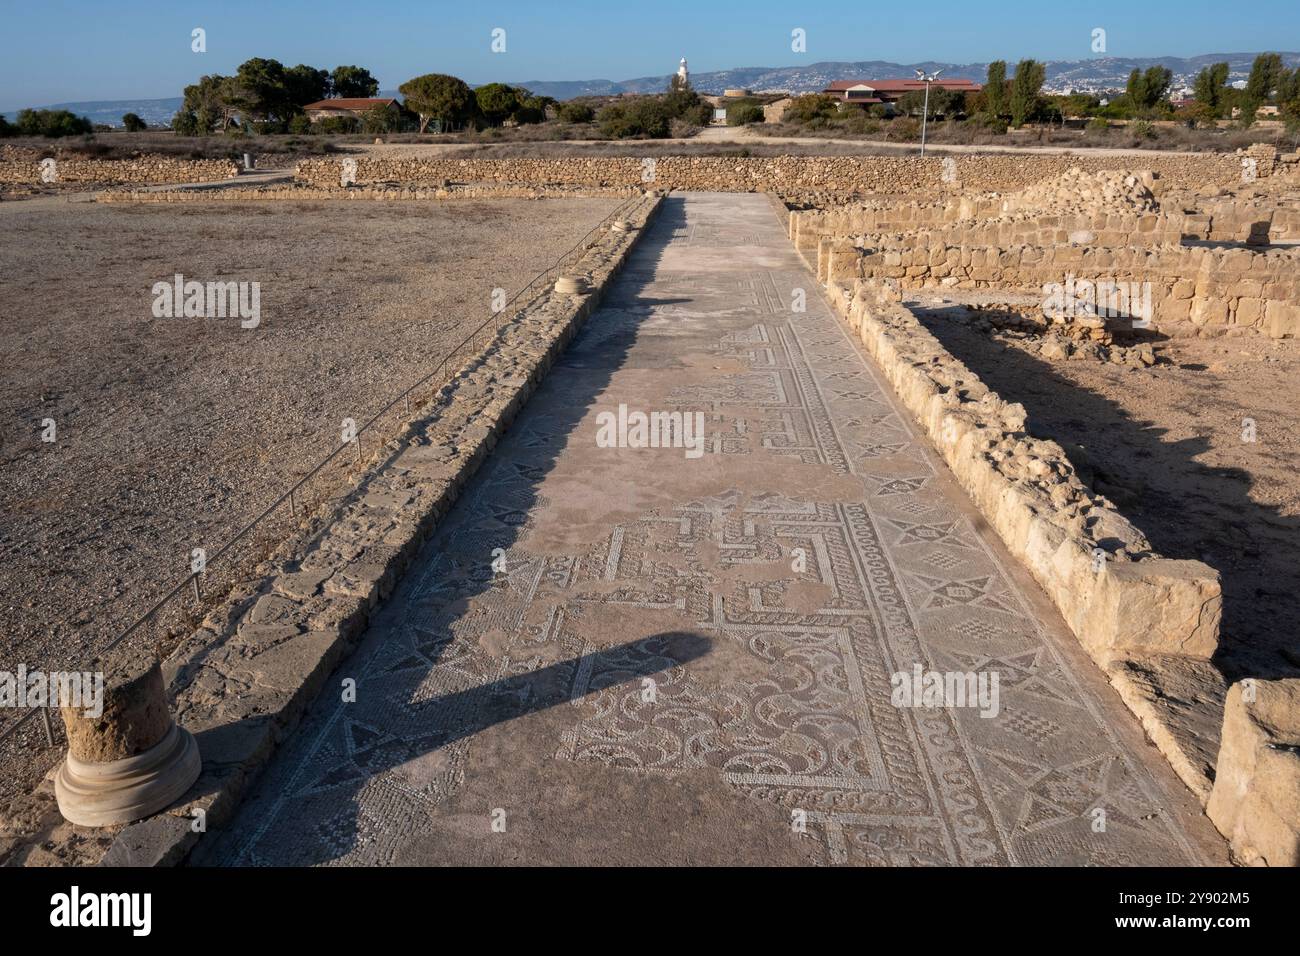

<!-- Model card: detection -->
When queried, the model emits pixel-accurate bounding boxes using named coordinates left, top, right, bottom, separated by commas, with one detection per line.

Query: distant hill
left=5, top=54, right=1297, bottom=125
left=513, top=53, right=1300, bottom=99
left=0, top=97, right=183, bottom=127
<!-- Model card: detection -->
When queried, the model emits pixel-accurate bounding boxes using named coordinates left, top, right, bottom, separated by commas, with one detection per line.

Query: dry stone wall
left=0, top=152, right=238, bottom=185
left=825, top=278, right=1222, bottom=666
left=830, top=240, right=1300, bottom=337
left=296, top=153, right=1243, bottom=195
left=98, top=183, right=640, bottom=204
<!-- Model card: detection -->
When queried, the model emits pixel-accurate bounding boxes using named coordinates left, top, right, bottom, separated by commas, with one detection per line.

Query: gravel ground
left=0, top=196, right=620, bottom=680
left=911, top=305, right=1300, bottom=684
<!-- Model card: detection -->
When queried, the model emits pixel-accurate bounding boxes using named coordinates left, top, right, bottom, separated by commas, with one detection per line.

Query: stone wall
left=827, top=278, right=1222, bottom=667
left=0, top=153, right=238, bottom=185
left=98, top=183, right=641, bottom=204
left=829, top=240, right=1300, bottom=337
left=797, top=213, right=1212, bottom=258
left=295, top=152, right=1244, bottom=195
left=792, top=198, right=1289, bottom=248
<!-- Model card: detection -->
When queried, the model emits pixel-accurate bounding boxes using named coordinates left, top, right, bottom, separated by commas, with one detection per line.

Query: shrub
left=1129, top=119, right=1156, bottom=139
left=557, top=101, right=595, bottom=123
left=967, top=111, right=1008, bottom=134
left=728, top=104, right=765, bottom=126
left=361, top=106, right=398, bottom=134
left=785, top=93, right=838, bottom=125
left=16, top=108, right=93, bottom=137
left=835, top=111, right=880, bottom=136
left=597, top=98, right=671, bottom=138
left=1086, top=116, right=1110, bottom=134
left=888, top=117, right=921, bottom=141
left=287, top=113, right=313, bottom=134
left=122, top=112, right=146, bottom=132
left=313, top=115, right=360, bottom=135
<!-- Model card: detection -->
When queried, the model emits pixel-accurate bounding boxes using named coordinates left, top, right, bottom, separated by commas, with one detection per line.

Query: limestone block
left=1264, top=301, right=1300, bottom=339
left=1190, top=298, right=1229, bottom=327
left=1081, top=558, right=1221, bottom=661
left=1207, top=679, right=1300, bottom=866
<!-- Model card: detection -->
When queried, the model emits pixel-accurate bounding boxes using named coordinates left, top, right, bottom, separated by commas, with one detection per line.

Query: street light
left=914, top=68, right=944, bottom=157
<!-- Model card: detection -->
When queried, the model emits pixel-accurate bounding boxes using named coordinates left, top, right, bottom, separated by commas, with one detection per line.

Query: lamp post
left=915, top=68, right=944, bottom=157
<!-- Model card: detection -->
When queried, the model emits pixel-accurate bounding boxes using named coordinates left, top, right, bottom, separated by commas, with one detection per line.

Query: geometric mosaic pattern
left=203, top=194, right=1221, bottom=867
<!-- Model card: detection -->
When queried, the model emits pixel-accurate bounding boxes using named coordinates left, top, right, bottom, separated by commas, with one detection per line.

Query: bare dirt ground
left=909, top=300, right=1300, bottom=684
left=0, top=196, right=620, bottom=681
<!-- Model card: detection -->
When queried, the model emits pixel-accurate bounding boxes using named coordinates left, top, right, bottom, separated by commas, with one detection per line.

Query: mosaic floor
left=202, top=193, right=1225, bottom=867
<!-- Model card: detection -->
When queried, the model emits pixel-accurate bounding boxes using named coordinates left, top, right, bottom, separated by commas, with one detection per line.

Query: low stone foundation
left=0, top=152, right=238, bottom=185
left=825, top=278, right=1222, bottom=664
left=824, top=240, right=1300, bottom=338
left=98, top=182, right=641, bottom=203
left=295, top=152, right=1245, bottom=195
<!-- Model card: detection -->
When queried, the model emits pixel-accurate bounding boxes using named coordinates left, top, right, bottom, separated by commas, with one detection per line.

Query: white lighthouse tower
left=677, top=57, right=689, bottom=87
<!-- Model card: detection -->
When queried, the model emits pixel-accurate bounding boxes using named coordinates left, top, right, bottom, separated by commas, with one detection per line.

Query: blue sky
left=1, top=0, right=1298, bottom=109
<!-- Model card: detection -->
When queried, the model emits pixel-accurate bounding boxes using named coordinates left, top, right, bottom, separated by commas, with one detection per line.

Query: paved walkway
left=203, top=193, right=1224, bottom=866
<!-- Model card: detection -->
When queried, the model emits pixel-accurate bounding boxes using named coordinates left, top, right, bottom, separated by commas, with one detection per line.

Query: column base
left=55, top=722, right=201, bottom=827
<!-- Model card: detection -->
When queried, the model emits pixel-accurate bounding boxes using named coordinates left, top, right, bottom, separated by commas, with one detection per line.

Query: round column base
left=55, top=722, right=201, bottom=827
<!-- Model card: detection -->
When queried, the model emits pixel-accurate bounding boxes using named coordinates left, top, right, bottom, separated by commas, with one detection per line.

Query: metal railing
left=0, top=192, right=644, bottom=749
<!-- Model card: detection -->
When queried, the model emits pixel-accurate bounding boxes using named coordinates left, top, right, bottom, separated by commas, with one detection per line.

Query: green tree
left=1192, top=62, right=1230, bottom=119
left=1008, top=59, right=1045, bottom=127
left=1240, top=52, right=1285, bottom=124
left=597, top=98, right=671, bottom=138
left=663, top=75, right=702, bottom=119
left=285, top=64, right=331, bottom=108
left=361, top=105, right=398, bottom=134
left=1059, top=92, right=1101, bottom=117
left=16, top=108, right=93, bottom=137
left=1125, top=66, right=1172, bottom=114
left=233, top=57, right=293, bottom=123
left=557, top=101, right=595, bottom=123
left=898, top=86, right=961, bottom=119
left=785, top=93, right=838, bottom=125
left=399, top=73, right=475, bottom=132
left=515, top=94, right=552, bottom=124
left=1247, top=53, right=1284, bottom=102
left=331, top=65, right=380, bottom=98
left=121, top=112, right=146, bottom=131
left=172, top=74, right=235, bottom=133
left=985, top=60, right=1008, bottom=118
left=1278, top=67, right=1300, bottom=122
left=475, top=83, right=522, bottom=125
left=727, top=103, right=764, bottom=126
